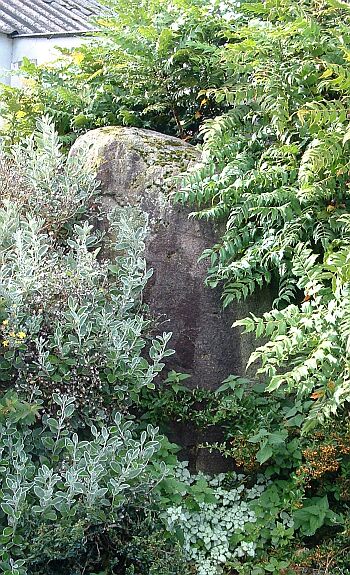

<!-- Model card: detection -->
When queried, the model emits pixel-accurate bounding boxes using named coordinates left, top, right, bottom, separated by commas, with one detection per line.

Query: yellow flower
left=16, top=331, right=26, bottom=340
left=2, top=320, right=8, bottom=326
left=2, top=340, right=9, bottom=347
left=9, top=331, right=15, bottom=338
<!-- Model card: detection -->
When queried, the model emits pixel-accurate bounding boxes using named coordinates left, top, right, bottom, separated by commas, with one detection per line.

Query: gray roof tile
left=0, top=0, right=102, bottom=35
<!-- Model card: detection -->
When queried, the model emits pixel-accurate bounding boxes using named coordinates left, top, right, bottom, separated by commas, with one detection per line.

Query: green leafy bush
left=177, top=0, right=350, bottom=307
left=175, top=0, right=350, bottom=426
left=162, top=459, right=345, bottom=575
left=0, top=0, right=235, bottom=145
left=142, top=375, right=350, bottom=573
left=173, top=0, right=350, bottom=571
left=235, top=242, right=350, bottom=428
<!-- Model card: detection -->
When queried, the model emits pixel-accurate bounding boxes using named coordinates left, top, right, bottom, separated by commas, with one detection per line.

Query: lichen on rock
left=71, top=126, right=198, bottom=225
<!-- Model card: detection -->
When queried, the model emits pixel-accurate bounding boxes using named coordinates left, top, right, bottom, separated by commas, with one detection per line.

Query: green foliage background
left=0, top=0, right=234, bottom=145
left=174, top=0, right=350, bottom=432
left=2, top=0, right=350, bottom=573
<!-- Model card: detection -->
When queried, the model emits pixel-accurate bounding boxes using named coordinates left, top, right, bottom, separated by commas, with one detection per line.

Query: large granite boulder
left=70, top=126, right=262, bottom=390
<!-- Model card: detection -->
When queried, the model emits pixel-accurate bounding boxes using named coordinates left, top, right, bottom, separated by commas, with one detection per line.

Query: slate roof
left=0, top=0, right=102, bottom=36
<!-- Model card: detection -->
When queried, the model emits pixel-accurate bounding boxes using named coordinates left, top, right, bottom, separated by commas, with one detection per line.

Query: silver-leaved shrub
left=0, top=117, right=184, bottom=575
left=0, top=393, right=166, bottom=575
left=0, top=118, right=173, bottom=419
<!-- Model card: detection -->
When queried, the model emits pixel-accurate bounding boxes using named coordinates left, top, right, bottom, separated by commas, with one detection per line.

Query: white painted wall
left=10, top=35, right=90, bottom=88
left=0, top=33, right=13, bottom=85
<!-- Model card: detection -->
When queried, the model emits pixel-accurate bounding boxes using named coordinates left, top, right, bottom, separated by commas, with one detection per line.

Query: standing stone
left=70, top=126, right=262, bottom=390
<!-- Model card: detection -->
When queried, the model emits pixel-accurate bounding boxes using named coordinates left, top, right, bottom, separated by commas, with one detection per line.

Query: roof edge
left=8, top=30, right=99, bottom=39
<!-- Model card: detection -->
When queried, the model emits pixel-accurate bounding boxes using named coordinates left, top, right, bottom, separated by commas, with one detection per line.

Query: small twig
left=171, top=105, right=185, bottom=139
left=324, top=545, right=350, bottom=575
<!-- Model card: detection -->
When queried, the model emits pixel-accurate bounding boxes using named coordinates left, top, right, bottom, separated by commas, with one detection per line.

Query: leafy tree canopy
left=0, top=0, right=237, bottom=145
left=176, top=0, right=350, bottom=425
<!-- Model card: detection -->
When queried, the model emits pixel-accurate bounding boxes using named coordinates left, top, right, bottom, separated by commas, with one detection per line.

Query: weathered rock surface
left=71, top=126, right=263, bottom=391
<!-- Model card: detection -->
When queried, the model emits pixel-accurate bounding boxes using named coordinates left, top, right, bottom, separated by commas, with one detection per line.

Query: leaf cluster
left=0, top=393, right=179, bottom=575
left=0, top=0, right=236, bottom=145
left=0, top=118, right=173, bottom=420
left=177, top=0, right=350, bottom=308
